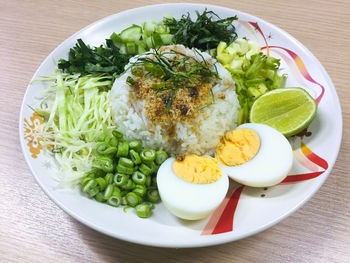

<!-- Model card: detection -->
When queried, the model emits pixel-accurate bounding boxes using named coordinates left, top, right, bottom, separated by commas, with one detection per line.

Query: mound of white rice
left=109, top=45, right=239, bottom=156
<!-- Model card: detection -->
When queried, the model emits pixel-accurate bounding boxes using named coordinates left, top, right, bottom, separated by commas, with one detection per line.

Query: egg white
left=157, top=157, right=229, bottom=220
left=217, top=123, right=293, bottom=187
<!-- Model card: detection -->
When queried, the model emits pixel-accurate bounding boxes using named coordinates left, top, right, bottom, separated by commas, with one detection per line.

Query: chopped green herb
left=164, top=9, right=238, bottom=51
left=58, top=38, right=131, bottom=77
left=131, top=48, right=219, bottom=111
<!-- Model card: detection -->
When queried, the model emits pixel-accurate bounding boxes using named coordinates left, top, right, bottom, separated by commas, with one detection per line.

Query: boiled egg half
left=157, top=155, right=229, bottom=220
left=216, top=123, right=293, bottom=187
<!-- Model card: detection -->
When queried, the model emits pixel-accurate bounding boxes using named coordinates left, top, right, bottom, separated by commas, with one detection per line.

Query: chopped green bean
left=107, top=195, right=121, bottom=207
left=95, top=192, right=105, bottom=202
left=95, top=177, right=107, bottom=191
left=140, top=148, right=156, bottom=162
left=112, top=130, right=123, bottom=139
left=139, top=163, right=152, bottom=176
left=133, top=184, right=147, bottom=197
left=103, top=146, right=117, bottom=155
left=93, top=156, right=114, bottom=172
left=117, top=141, right=129, bottom=157
left=103, top=184, right=114, bottom=200
left=120, top=190, right=128, bottom=197
left=107, top=137, right=118, bottom=147
left=145, top=175, right=152, bottom=187
left=82, top=179, right=97, bottom=193
left=129, top=150, right=141, bottom=165
left=126, top=192, right=141, bottom=207
left=96, top=134, right=106, bottom=142
left=122, top=179, right=135, bottom=190
left=155, top=150, right=168, bottom=165
left=135, top=203, right=152, bottom=218
left=87, top=187, right=99, bottom=198
left=82, top=176, right=93, bottom=187
left=112, top=186, right=121, bottom=196
left=147, top=189, right=160, bottom=203
left=132, top=171, right=146, bottom=185
left=105, top=173, right=114, bottom=184
left=152, top=176, right=157, bottom=187
left=117, top=163, right=134, bottom=175
left=129, top=140, right=142, bottom=153
left=96, top=142, right=109, bottom=155
left=143, top=201, right=155, bottom=210
left=114, top=173, right=128, bottom=186
left=119, top=157, right=134, bottom=168
left=121, top=196, right=127, bottom=205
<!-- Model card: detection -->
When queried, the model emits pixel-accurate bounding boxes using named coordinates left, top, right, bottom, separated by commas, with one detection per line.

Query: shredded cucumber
left=36, top=69, right=116, bottom=186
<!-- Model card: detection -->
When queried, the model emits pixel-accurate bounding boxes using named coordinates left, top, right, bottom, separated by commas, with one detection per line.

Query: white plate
left=19, top=3, right=342, bottom=247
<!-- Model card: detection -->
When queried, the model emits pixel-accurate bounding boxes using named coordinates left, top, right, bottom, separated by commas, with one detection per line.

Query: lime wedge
left=249, top=87, right=317, bottom=136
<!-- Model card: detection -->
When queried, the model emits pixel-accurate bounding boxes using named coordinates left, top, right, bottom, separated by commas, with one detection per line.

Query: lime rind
left=249, top=87, right=317, bottom=136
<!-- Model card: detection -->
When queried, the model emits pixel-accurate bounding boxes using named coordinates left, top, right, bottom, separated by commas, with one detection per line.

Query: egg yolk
left=216, top=128, right=260, bottom=166
left=173, top=155, right=222, bottom=184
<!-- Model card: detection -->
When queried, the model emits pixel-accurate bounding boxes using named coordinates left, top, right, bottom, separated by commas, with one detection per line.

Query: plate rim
left=19, top=3, right=343, bottom=248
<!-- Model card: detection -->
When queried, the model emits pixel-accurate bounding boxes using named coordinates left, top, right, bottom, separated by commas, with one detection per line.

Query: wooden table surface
left=1, top=0, right=349, bottom=262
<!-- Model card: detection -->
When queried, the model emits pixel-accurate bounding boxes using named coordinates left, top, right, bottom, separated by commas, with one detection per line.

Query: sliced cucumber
left=160, top=34, right=173, bottom=45
left=119, top=25, right=142, bottom=42
left=109, top=19, right=174, bottom=55
left=143, top=20, right=157, bottom=37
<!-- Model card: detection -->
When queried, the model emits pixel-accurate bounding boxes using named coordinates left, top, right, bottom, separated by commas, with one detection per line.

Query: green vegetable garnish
left=131, top=48, right=219, bottom=111
left=216, top=39, right=287, bottom=124
left=164, top=9, right=238, bottom=51
left=58, top=38, right=131, bottom=76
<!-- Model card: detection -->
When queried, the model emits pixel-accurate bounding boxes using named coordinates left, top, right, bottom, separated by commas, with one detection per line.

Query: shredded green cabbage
left=35, top=69, right=115, bottom=186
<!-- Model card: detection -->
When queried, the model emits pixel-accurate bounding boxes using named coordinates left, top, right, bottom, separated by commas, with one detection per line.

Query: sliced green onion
left=155, top=150, right=168, bottom=165
left=132, top=171, right=146, bottom=185
left=126, top=192, right=141, bottom=207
